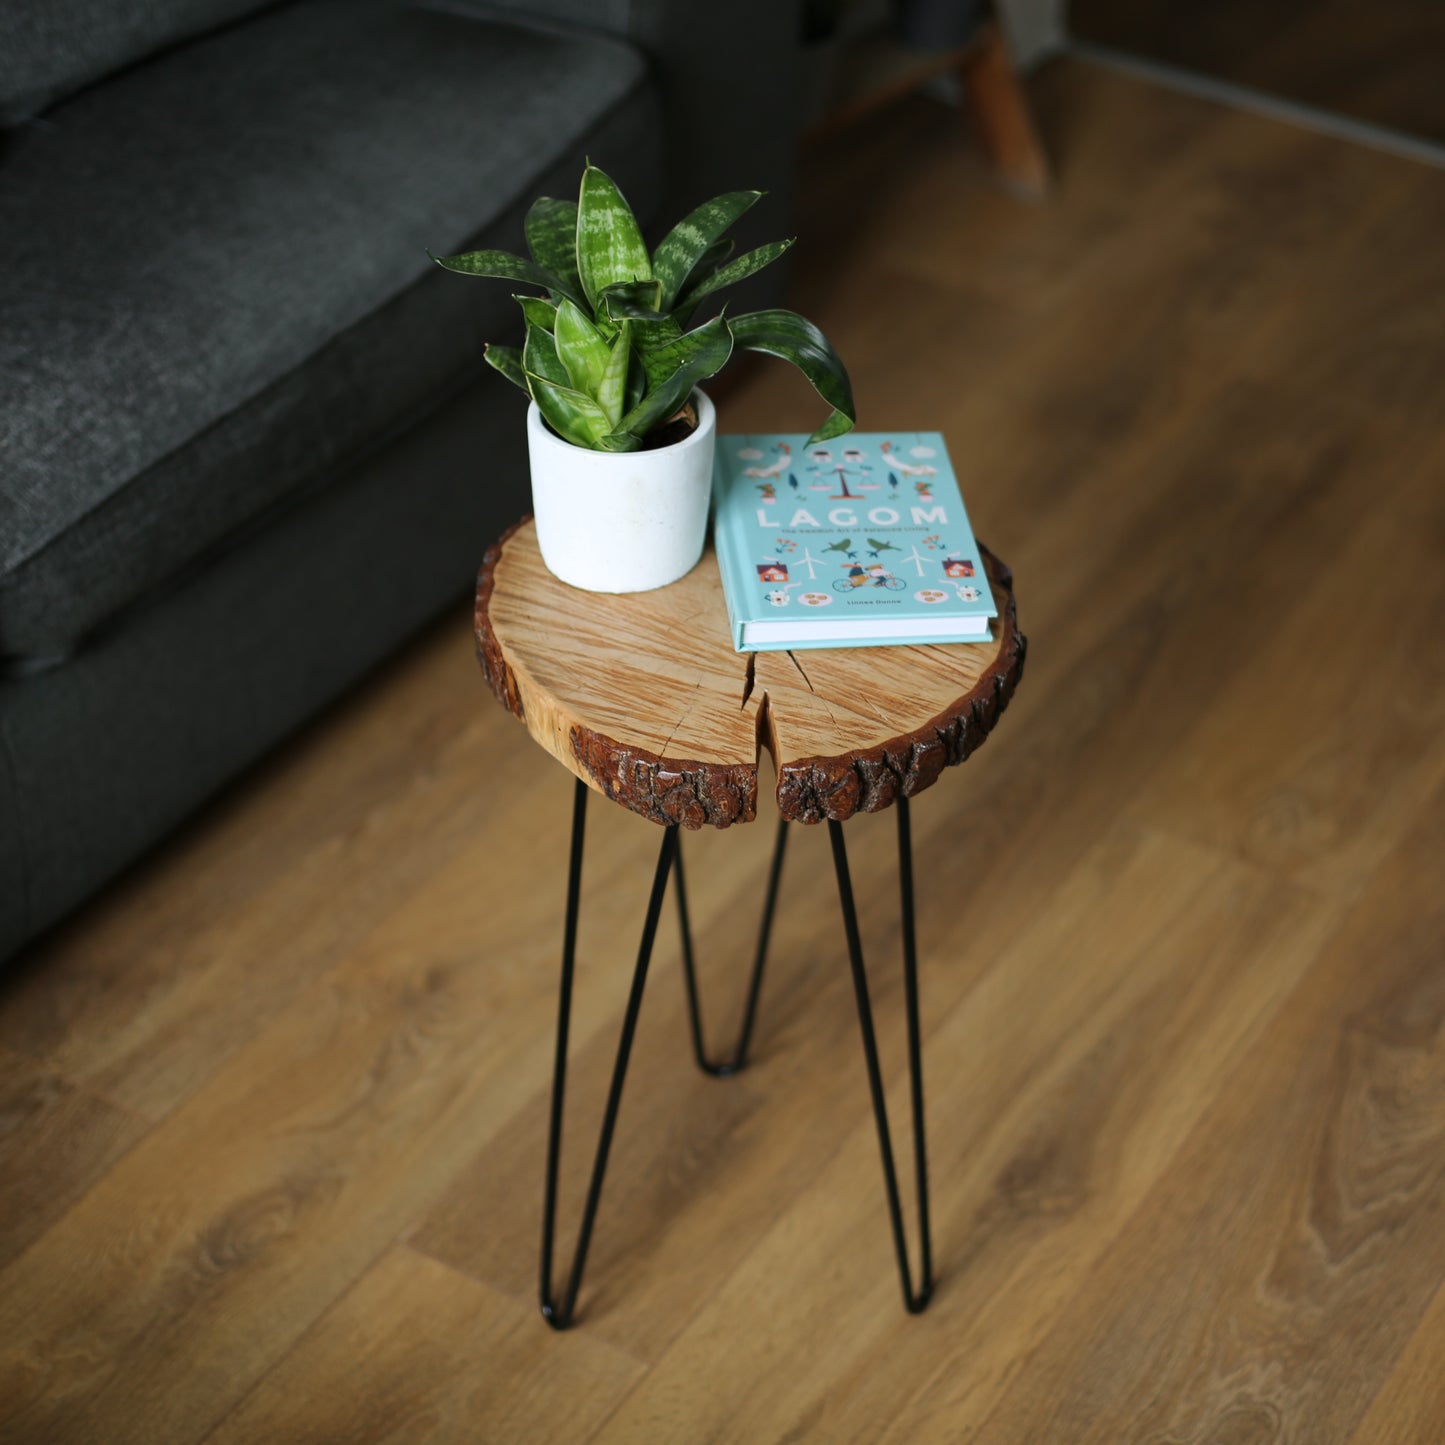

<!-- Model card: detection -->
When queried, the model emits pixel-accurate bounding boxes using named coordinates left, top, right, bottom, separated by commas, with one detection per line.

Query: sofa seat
left=0, top=0, right=660, bottom=659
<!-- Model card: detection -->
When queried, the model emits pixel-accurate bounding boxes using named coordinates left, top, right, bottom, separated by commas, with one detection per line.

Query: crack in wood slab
left=475, top=523, right=1024, bottom=829
left=766, top=549, right=1025, bottom=823
left=739, top=652, right=758, bottom=711
left=775, top=615, right=1027, bottom=822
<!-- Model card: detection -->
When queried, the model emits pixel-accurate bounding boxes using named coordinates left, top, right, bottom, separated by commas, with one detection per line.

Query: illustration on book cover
left=726, top=436, right=985, bottom=612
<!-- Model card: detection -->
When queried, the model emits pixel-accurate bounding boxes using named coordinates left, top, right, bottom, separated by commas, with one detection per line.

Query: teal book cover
left=712, top=431, right=997, bottom=653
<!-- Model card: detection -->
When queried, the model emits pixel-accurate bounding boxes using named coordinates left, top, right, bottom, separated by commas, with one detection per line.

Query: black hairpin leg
left=673, top=816, right=789, bottom=1077
left=540, top=778, right=677, bottom=1330
left=541, top=778, right=932, bottom=1328
left=828, top=796, right=934, bottom=1314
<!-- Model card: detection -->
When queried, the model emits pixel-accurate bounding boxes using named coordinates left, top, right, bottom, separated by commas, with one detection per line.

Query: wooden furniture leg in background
left=962, top=20, right=1052, bottom=199
left=802, top=12, right=1051, bottom=201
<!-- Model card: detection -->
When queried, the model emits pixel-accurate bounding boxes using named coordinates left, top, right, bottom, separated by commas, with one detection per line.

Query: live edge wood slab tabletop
left=475, top=518, right=1026, bottom=828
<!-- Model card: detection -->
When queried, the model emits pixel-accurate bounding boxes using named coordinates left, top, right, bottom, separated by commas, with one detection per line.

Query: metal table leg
left=539, top=777, right=933, bottom=1328
left=673, top=815, right=788, bottom=1077
left=539, top=779, right=676, bottom=1330
left=827, top=796, right=934, bottom=1313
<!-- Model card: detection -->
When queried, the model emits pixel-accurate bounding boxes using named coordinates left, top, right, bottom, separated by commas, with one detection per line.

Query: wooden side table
left=475, top=519, right=1026, bottom=1328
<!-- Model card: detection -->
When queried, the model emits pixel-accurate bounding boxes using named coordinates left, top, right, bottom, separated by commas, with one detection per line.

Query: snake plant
left=430, top=164, right=855, bottom=452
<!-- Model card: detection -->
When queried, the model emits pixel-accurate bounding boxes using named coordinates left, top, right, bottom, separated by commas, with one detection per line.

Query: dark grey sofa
left=0, top=0, right=802, bottom=960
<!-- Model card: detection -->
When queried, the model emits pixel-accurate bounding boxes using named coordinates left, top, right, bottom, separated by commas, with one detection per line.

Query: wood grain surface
left=1, top=58, right=1443, bottom=1445
left=476, top=521, right=1024, bottom=826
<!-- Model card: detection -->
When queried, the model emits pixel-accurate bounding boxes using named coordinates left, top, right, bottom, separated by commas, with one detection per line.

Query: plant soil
left=639, top=399, right=698, bottom=451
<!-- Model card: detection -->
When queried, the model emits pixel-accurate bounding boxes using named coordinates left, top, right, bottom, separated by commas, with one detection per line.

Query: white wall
left=997, top=0, right=1068, bottom=68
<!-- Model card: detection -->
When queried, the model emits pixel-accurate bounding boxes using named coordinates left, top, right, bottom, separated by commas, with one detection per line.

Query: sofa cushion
left=0, top=0, right=660, bottom=657
left=0, top=0, right=274, bottom=126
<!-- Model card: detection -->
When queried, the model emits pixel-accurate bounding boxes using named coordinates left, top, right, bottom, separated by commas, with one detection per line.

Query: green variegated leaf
left=596, top=320, right=631, bottom=431
left=728, top=309, right=855, bottom=445
left=483, top=343, right=528, bottom=393
left=614, top=315, right=732, bottom=442
left=524, top=197, right=581, bottom=299
left=515, top=295, right=558, bottom=331
left=670, top=239, right=734, bottom=325
left=553, top=299, right=609, bottom=396
left=631, top=315, right=687, bottom=389
left=651, top=191, right=762, bottom=309
left=674, top=238, right=794, bottom=315
left=597, top=279, right=665, bottom=321
left=576, top=165, right=653, bottom=309
left=802, top=407, right=856, bottom=446
left=624, top=354, right=647, bottom=412
left=594, top=430, right=642, bottom=452
left=523, top=320, right=570, bottom=389
left=528, top=372, right=612, bottom=449
left=435, top=166, right=855, bottom=453
left=428, top=248, right=584, bottom=306
left=690, top=237, right=735, bottom=282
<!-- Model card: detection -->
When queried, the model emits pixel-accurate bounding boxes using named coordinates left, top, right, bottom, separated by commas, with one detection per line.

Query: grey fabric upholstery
left=0, top=0, right=657, bottom=656
left=0, top=372, right=529, bottom=961
left=0, top=0, right=272, bottom=124
left=435, top=0, right=632, bottom=32
left=0, top=0, right=804, bottom=964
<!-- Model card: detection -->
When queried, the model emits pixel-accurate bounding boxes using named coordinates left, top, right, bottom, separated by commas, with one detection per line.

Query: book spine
left=711, top=460, right=750, bottom=651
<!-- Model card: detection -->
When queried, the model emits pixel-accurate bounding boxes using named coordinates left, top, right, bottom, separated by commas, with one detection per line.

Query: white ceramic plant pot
left=527, top=389, right=717, bottom=594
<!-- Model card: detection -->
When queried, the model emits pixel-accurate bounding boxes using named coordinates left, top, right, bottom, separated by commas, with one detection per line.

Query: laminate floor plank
left=1128, top=434, right=1445, bottom=896
left=0, top=1046, right=151, bottom=1272
left=802, top=64, right=1233, bottom=320
left=1351, top=1278, right=1445, bottom=1444
left=1235, top=171, right=1445, bottom=425
left=757, top=81, right=1431, bottom=677
left=410, top=806, right=867, bottom=1362
left=0, top=772, right=675, bottom=1445
left=587, top=821, right=1342, bottom=1442
left=201, top=1247, right=644, bottom=1445
left=967, top=778, right=1445, bottom=1444
left=0, top=610, right=494, bottom=1121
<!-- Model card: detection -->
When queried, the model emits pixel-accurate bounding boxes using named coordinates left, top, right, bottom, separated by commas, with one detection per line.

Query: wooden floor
left=1072, top=0, right=1445, bottom=143
left=4, top=59, right=1445, bottom=1443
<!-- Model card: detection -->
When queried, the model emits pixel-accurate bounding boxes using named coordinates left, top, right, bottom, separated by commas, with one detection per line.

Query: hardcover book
left=712, top=431, right=997, bottom=652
